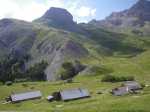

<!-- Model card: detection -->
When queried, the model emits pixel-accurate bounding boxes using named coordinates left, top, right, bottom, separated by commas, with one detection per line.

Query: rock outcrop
left=34, top=7, right=86, bottom=33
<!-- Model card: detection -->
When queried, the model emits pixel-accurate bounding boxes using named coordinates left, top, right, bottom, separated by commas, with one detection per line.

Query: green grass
left=1, top=51, right=150, bottom=112
left=0, top=76, right=150, bottom=112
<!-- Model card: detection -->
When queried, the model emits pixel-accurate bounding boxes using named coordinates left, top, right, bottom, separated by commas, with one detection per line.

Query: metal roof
left=124, top=81, right=142, bottom=90
left=112, top=81, right=142, bottom=96
left=112, top=87, right=129, bottom=96
left=60, top=88, right=90, bottom=101
left=10, top=91, right=42, bottom=102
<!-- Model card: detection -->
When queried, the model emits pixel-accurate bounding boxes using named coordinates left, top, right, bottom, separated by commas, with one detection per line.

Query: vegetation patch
left=58, top=60, right=85, bottom=80
left=101, top=74, right=134, bottom=83
left=0, top=54, right=48, bottom=83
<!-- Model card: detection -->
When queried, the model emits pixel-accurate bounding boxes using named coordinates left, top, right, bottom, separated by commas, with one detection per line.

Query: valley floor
left=0, top=51, right=150, bottom=112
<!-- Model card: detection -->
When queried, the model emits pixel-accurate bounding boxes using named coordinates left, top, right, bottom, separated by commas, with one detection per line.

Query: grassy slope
left=0, top=50, right=150, bottom=112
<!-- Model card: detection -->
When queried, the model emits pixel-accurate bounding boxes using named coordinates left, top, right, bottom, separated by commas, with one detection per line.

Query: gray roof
left=112, top=81, right=142, bottom=96
left=60, top=88, right=90, bottom=101
left=112, top=87, right=129, bottom=96
left=10, top=91, right=42, bottom=102
left=124, top=81, right=142, bottom=90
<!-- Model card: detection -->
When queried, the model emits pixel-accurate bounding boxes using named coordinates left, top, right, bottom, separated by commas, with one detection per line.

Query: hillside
left=0, top=18, right=90, bottom=81
left=0, top=50, right=150, bottom=112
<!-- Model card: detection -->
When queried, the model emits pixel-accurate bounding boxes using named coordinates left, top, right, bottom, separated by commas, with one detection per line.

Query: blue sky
left=0, top=0, right=138, bottom=23
left=87, top=0, right=138, bottom=20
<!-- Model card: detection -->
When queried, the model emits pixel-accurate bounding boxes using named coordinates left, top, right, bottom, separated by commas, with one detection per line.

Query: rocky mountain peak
left=42, top=7, right=74, bottom=24
left=133, top=0, right=150, bottom=8
left=128, top=0, right=150, bottom=18
left=34, top=7, right=88, bottom=34
left=34, top=7, right=75, bottom=27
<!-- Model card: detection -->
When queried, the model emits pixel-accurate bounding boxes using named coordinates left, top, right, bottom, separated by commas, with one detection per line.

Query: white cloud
left=46, top=0, right=65, bottom=8
left=0, top=0, right=96, bottom=23
left=0, top=0, right=64, bottom=21
left=91, top=9, right=97, bottom=16
left=0, top=0, right=48, bottom=21
left=13, top=1, right=47, bottom=21
left=76, top=6, right=96, bottom=17
left=0, top=0, right=19, bottom=18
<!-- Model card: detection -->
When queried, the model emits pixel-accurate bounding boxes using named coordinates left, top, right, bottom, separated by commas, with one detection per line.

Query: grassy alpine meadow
left=0, top=52, right=150, bottom=112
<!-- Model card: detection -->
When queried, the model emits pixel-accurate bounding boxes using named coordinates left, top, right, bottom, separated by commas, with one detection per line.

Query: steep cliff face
left=37, top=39, right=88, bottom=81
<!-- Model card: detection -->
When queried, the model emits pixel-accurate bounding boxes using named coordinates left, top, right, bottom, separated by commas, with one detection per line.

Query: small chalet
left=123, top=81, right=142, bottom=90
left=112, top=81, right=142, bottom=96
left=52, top=88, right=90, bottom=101
left=111, top=87, right=129, bottom=96
left=10, top=91, right=42, bottom=102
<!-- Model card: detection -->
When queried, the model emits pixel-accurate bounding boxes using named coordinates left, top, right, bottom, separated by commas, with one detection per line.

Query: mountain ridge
left=89, top=0, right=150, bottom=29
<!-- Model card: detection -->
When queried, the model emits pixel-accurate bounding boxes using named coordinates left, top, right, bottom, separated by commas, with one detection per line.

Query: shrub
left=140, top=83, right=146, bottom=88
left=64, top=78, right=73, bottom=83
left=74, top=60, right=86, bottom=74
left=5, top=81, right=13, bottom=86
left=15, top=78, right=29, bottom=83
left=101, top=75, right=134, bottom=82
left=58, top=61, right=85, bottom=80
left=22, top=83, right=29, bottom=87
left=27, top=61, right=48, bottom=81
left=58, top=62, right=76, bottom=80
left=0, top=54, right=27, bottom=83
